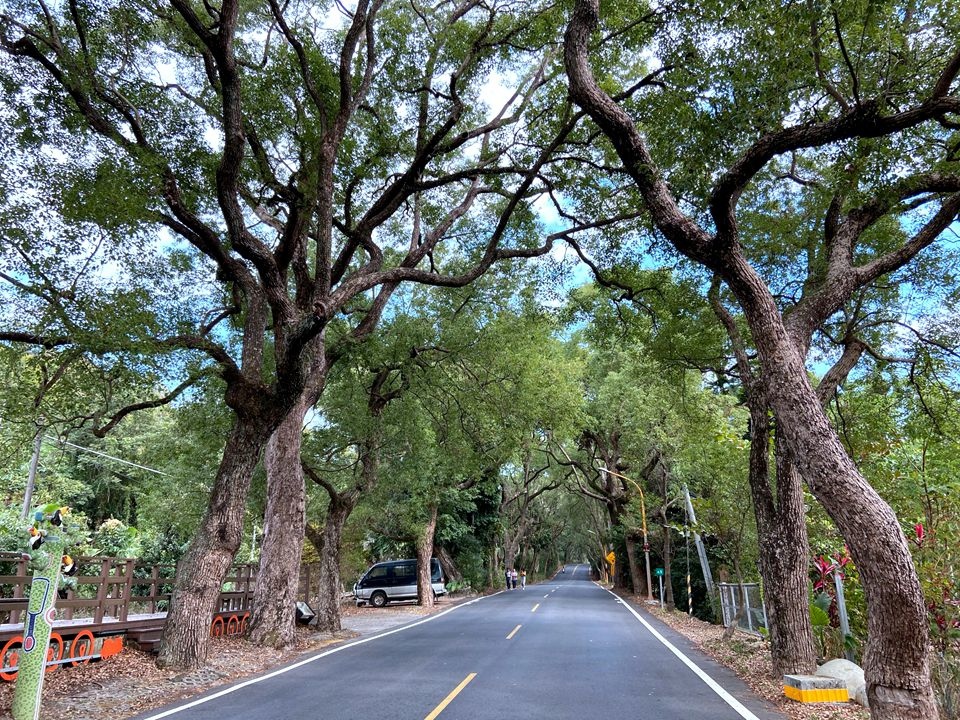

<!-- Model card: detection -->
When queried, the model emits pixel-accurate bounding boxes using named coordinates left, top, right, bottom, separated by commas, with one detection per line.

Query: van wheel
left=370, top=591, right=388, bottom=608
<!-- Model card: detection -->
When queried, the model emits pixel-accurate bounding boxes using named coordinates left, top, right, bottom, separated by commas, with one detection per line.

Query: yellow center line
left=531, top=603, right=540, bottom=612
left=424, top=673, right=477, bottom=720
left=506, top=624, right=522, bottom=639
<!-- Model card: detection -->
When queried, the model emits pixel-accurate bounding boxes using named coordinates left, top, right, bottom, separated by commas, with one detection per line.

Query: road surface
left=135, top=564, right=784, bottom=720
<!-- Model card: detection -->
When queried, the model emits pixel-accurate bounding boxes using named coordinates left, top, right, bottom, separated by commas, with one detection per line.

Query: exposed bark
left=625, top=533, right=643, bottom=596
left=487, top=545, right=498, bottom=589
left=247, top=335, right=328, bottom=648
left=416, top=504, right=439, bottom=607
left=246, top=400, right=310, bottom=648
left=568, top=432, right=630, bottom=587
left=313, top=495, right=355, bottom=632
left=157, top=419, right=267, bottom=669
left=436, top=546, right=463, bottom=585
left=499, top=446, right=561, bottom=578
left=305, top=367, right=392, bottom=631
left=712, top=281, right=817, bottom=676
left=763, top=438, right=818, bottom=677
left=733, top=264, right=935, bottom=717
left=565, top=4, right=943, bottom=715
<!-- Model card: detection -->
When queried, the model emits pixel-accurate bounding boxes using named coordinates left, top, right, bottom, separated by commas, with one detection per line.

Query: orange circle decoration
left=226, top=616, right=239, bottom=635
left=210, top=616, right=224, bottom=637
left=240, top=613, right=250, bottom=633
left=45, top=632, right=64, bottom=673
left=69, top=630, right=94, bottom=666
left=0, top=636, right=23, bottom=682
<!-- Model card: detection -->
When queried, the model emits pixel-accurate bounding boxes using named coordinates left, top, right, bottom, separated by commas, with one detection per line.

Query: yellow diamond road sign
left=605, top=551, right=616, bottom=565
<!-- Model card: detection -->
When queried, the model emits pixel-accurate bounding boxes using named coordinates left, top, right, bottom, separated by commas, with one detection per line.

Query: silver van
left=354, top=558, right=446, bottom=607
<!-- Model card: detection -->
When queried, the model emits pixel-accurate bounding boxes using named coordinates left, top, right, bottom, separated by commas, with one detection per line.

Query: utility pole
left=683, top=485, right=714, bottom=595
left=20, top=424, right=43, bottom=520
left=595, top=465, right=654, bottom=601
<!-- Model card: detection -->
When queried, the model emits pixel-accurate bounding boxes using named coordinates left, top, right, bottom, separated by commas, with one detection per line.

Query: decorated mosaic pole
left=12, top=506, right=77, bottom=720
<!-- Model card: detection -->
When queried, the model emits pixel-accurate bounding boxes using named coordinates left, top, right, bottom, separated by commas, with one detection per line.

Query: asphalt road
left=136, top=565, right=784, bottom=720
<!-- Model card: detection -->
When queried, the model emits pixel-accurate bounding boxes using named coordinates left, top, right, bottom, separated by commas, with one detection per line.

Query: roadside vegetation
left=1, top=0, right=959, bottom=718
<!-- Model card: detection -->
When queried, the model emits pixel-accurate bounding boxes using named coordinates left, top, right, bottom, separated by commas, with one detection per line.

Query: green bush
left=934, top=653, right=960, bottom=720
left=86, top=518, right=139, bottom=557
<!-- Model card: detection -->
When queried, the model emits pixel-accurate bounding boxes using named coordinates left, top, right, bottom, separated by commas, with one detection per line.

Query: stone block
left=783, top=674, right=850, bottom=703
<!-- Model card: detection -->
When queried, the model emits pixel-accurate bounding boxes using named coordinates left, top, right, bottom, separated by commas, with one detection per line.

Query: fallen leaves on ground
left=2, top=595, right=873, bottom=720
left=632, top=598, right=869, bottom=720
left=0, top=602, right=446, bottom=720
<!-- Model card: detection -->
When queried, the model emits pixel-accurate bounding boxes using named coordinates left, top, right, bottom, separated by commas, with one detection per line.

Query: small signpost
left=654, top=567, right=665, bottom=610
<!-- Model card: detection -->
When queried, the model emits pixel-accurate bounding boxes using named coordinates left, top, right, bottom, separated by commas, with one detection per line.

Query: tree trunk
left=157, top=419, right=267, bottom=669
left=625, top=533, right=644, bottom=596
left=435, top=545, right=462, bottom=585
left=314, top=498, right=355, bottom=632
left=729, top=257, right=937, bottom=718
left=246, top=401, right=309, bottom=648
left=765, top=437, right=817, bottom=675
left=745, top=396, right=818, bottom=677
left=563, top=9, right=937, bottom=713
left=416, top=504, right=439, bottom=607
left=503, top=531, right=519, bottom=573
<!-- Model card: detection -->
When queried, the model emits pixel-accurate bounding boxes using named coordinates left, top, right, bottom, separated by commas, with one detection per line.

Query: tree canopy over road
left=1, top=1, right=959, bottom=719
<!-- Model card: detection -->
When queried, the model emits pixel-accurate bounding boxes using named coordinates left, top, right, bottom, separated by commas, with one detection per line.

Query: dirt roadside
left=629, top=596, right=870, bottom=720
left=0, top=602, right=443, bottom=720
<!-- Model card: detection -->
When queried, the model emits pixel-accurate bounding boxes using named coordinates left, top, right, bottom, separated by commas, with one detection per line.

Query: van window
left=393, top=563, right=415, bottom=582
left=366, top=566, right=388, bottom=580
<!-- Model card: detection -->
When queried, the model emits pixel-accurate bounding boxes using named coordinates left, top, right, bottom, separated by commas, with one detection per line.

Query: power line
left=43, top=436, right=170, bottom=477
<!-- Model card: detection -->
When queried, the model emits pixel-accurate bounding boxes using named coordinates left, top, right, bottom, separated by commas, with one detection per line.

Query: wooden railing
left=0, top=552, right=320, bottom=629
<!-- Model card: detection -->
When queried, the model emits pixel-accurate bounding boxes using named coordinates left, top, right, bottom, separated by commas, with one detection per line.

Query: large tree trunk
left=720, top=300, right=816, bottom=676
left=625, top=532, right=644, bottom=596
left=416, top=504, right=439, bottom=607
left=246, top=400, right=309, bottom=648
left=563, top=7, right=937, bottom=715
left=435, top=545, right=463, bottom=585
left=748, top=405, right=817, bottom=676
left=731, top=259, right=936, bottom=718
left=157, top=419, right=267, bottom=669
left=248, top=339, right=327, bottom=648
left=487, top=545, right=498, bottom=589
left=314, top=497, right=355, bottom=632
left=502, top=530, right=519, bottom=572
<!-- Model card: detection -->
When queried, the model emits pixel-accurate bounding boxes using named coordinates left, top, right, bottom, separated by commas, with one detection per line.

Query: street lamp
left=595, top=463, right=654, bottom=601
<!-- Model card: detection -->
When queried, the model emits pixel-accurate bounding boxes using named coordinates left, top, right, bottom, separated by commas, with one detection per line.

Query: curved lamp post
left=595, top=464, right=653, bottom=601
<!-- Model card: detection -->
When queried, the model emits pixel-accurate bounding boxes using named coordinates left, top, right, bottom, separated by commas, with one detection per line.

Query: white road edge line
left=139, top=595, right=495, bottom=719
left=603, top=587, right=761, bottom=720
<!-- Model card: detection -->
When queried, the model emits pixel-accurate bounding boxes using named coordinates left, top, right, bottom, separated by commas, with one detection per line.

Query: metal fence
left=717, top=582, right=768, bottom=636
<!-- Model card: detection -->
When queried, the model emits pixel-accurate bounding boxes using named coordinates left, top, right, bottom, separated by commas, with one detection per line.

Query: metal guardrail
left=717, top=582, right=768, bottom=636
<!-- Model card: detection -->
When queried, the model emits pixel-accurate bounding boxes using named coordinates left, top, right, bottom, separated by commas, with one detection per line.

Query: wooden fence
left=0, top=553, right=319, bottom=645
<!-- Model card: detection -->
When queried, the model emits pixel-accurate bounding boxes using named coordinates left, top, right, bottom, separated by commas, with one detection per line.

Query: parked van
left=354, top=558, right=445, bottom=607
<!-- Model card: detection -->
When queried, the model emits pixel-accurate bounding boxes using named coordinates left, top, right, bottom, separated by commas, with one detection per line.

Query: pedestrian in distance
left=520, top=569, right=526, bottom=589
left=505, top=567, right=512, bottom=590
left=511, top=568, right=518, bottom=589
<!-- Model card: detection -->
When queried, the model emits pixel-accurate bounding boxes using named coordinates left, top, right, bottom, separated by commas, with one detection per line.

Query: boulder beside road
left=816, top=658, right=868, bottom=707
